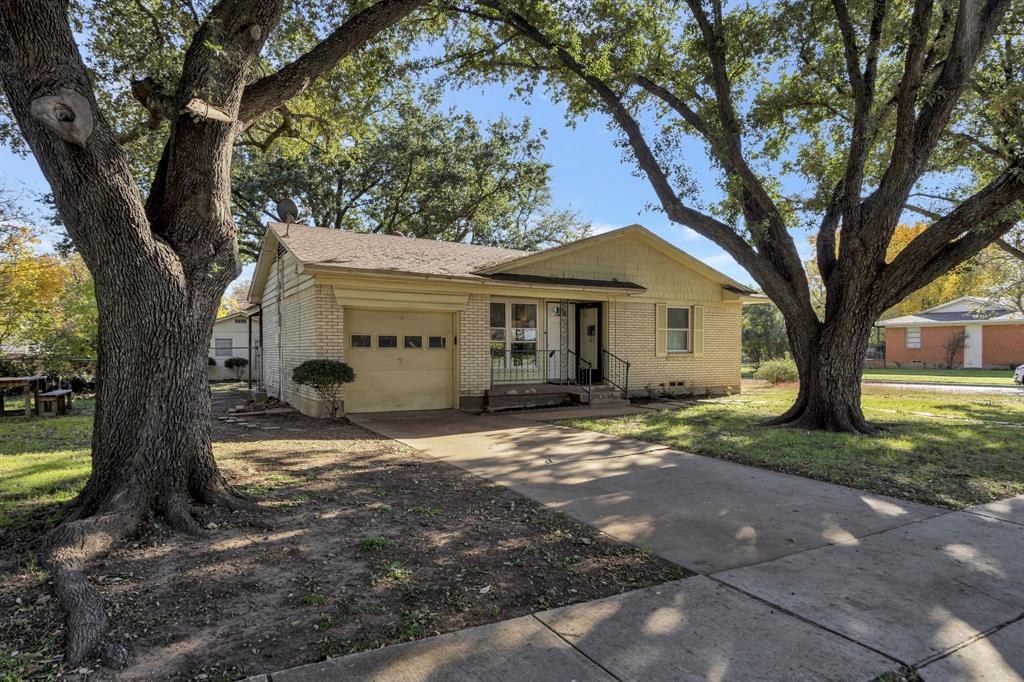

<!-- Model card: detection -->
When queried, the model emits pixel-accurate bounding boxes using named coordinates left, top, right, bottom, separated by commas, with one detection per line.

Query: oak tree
left=0, top=0, right=426, bottom=665
left=441, top=0, right=1024, bottom=433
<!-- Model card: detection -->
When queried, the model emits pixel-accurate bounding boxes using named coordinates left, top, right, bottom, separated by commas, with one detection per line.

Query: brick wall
left=982, top=324, right=1024, bottom=368
left=459, top=293, right=491, bottom=397
left=279, top=284, right=319, bottom=408
left=607, top=301, right=741, bottom=396
left=885, top=326, right=965, bottom=367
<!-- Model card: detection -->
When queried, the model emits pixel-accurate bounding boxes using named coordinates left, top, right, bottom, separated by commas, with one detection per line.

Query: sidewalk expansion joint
left=530, top=613, right=624, bottom=682
left=913, top=610, right=1024, bottom=669
left=706, top=575, right=911, bottom=673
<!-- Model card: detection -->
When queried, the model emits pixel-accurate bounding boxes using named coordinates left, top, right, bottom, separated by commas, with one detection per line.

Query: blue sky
left=0, top=63, right=819, bottom=291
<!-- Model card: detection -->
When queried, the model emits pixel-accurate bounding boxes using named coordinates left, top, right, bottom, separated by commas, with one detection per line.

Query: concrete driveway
left=343, top=410, right=1024, bottom=680
left=352, top=410, right=941, bottom=573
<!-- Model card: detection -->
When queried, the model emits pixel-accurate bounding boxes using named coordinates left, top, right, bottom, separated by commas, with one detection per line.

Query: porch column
left=560, top=299, right=569, bottom=383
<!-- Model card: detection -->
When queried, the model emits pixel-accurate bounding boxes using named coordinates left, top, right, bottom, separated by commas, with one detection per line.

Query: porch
left=485, top=298, right=631, bottom=411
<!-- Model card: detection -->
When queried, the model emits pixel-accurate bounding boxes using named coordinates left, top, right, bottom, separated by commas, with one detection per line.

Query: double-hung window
left=905, top=326, right=921, bottom=349
left=491, top=301, right=538, bottom=368
left=666, top=307, right=691, bottom=353
left=214, top=338, right=233, bottom=357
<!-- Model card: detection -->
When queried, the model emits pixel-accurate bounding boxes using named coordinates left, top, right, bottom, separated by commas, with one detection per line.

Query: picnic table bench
left=37, top=388, right=73, bottom=416
left=0, top=375, right=52, bottom=417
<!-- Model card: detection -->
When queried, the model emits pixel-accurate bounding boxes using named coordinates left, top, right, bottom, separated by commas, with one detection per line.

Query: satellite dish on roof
left=275, top=196, right=299, bottom=224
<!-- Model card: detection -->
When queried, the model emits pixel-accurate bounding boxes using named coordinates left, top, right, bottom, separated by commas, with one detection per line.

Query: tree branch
left=869, top=0, right=1010, bottom=232
left=238, top=0, right=425, bottom=126
left=996, top=236, right=1024, bottom=260
left=882, top=157, right=1024, bottom=298
left=681, top=0, right=807, bottom=294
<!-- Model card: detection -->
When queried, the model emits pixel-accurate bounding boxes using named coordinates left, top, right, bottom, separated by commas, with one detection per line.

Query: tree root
left=45, top=478, right=267, bottom=667
left=198, top=478, right=262, bottom=514
left=44, top=487, right=145, bottom=667
left=768, top=410, right=879, bottom=435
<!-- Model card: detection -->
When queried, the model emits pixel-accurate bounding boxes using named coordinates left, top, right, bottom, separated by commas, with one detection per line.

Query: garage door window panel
left=429, top=336, right=447, bottom=349
left=378, top=335, right=398, bottom=348
left=351, top=335, right=371, bottom=348
left=404, top=335, right=423, bottom=349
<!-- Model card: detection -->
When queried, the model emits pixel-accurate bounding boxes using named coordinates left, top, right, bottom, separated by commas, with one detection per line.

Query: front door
left=576, top=303, right=602, bottom=383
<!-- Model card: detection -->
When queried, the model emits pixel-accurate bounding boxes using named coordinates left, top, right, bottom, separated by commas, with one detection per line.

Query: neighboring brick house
left=877, top=297, right=1024, bottom=369
left=247, top=223, right=760, bottom=416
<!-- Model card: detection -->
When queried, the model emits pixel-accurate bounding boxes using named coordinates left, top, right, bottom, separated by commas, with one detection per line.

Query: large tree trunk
left=770, top=302, right=878, bottom=434
left=74, top=280, right=240, bottom=525
left=46, top=262, right=251, bottom=666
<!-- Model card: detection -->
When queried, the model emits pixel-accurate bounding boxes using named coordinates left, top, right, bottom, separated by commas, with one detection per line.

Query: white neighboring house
left=208, top=310, right=260, bottom=381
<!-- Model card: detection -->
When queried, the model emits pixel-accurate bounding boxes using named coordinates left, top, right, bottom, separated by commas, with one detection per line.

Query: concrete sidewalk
left=249, top=577, right=897, bottom=682
left=254, top=411, right=1024, bottom=681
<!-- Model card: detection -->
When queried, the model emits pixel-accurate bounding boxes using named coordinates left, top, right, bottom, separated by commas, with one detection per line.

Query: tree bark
left=771, top=311, right=877, bottom=433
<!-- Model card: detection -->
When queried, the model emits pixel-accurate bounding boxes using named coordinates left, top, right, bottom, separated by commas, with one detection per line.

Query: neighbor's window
left=906, top=327, right=921, bottom=349
left=404, top=335, right=423, bottom=349
left=428, top=336, right=447, bottom=349
left=491, top=301, right=538, bottom=367
left=214, top=338, right=232, bottom=357
left=667, top=307, right=691, bottom=353
left=378, top=335, right=398, bottom=349
left=351, top=334, right=371, bottom=348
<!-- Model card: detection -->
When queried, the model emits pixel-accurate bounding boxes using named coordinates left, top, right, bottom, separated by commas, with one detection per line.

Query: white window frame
left=905, top=326, right=921, bottom=349
left=214, top=338, right=233, bottom=357
left=490, top=300, right=539, bottom=368
left=666, top=306, right=691, bottom=353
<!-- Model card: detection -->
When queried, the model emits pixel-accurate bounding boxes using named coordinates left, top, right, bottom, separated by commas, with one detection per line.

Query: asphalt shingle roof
left=270, top=223, right=530, bottom=278
left=879, top=308, right=1024, bottom=326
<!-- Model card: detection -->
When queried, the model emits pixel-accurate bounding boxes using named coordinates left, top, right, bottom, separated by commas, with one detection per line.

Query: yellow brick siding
left=261, top=250, right=321, bottom=408
left=607, top=300, right=741, bottom=395
left=459, top=293, right=491, bottom=396
left=279, top=285, right=318, bottom=407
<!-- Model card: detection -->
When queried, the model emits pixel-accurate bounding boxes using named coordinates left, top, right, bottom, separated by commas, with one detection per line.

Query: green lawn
left=862, top=367, right=1018, bottom=386
left=562, top=385, right=1024, bottom=508
left=0, top=400, right=93, bottom=529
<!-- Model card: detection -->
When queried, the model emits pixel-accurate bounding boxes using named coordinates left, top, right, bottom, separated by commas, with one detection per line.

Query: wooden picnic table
left=0, top=375, right=47, bottom=417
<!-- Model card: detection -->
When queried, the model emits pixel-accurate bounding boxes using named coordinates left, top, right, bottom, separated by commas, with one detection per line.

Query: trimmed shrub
left=292, top=359, right=356, bottom=418
left=208, top=357, right=217, bottom=367
left=224, top=356, right=249, bottom=380
left=754, top=358, right=798, bottom=385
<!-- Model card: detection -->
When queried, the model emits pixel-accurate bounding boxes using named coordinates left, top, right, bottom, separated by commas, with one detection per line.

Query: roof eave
left=301, top=263, right=649, bottom=293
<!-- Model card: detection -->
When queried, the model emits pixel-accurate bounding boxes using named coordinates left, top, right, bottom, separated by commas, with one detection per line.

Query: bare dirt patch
left=2, top=392, right=687, bottom=681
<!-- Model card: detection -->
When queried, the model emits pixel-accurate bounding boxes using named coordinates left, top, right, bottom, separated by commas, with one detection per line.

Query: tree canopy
left=231, top=88, right=590, bottom=257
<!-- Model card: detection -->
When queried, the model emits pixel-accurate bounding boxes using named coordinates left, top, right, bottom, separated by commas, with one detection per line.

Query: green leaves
left=231, top=86, right=590, bottom=256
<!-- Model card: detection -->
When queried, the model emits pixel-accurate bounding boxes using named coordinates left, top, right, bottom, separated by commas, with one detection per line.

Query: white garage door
left=345, top=309, right=455, bottom=413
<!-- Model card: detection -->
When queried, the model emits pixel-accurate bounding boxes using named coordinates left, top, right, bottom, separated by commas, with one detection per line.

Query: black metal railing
left=490, top=348, right=592, bottom=402
left=603, top=349, right=631, bottom=399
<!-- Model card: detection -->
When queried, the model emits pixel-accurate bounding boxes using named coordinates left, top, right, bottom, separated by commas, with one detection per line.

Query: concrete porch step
left=486, top=383, right=627, bottom=412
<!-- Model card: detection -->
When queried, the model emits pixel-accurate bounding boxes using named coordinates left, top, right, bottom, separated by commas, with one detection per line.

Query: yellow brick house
left=248, top=222, right=758, bottom=416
